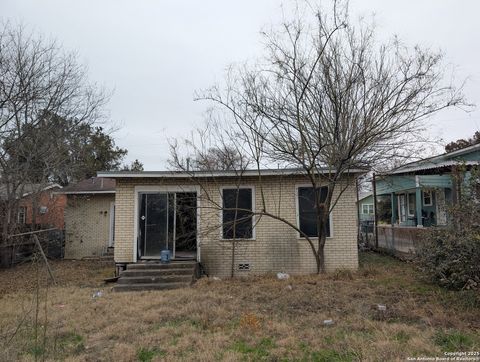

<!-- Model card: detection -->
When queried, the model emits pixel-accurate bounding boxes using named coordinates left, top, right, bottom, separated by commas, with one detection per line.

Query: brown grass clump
left=0, top=252, right=479, bottom=361
left=239, top=312, right=262, bottom=332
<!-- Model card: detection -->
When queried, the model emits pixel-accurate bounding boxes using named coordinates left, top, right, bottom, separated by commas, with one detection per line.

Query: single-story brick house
left=58, top=177, right=116, bottom=259
left=97, top=169, right=362, bottom=278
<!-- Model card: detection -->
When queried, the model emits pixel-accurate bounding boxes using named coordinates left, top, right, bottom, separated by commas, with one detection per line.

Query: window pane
left=423, top=191, right=432, bottom=205
left=398, top=194, right=406, bottom=222
left=18, top=207, right=26, bottom=224
left=408, top=193, right=416, bottom=216
left=298, top=187, right=330, bottom=237
left=222, top=188, right=253, bottom=239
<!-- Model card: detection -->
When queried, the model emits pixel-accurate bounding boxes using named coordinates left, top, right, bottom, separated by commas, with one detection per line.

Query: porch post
left=390, top=193, right=397, bottom=225
left=415, top=176, right=423, bottom=227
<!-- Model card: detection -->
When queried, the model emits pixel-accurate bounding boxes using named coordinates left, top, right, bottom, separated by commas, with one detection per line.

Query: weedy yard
left=0, top=253, right=479, bottom=361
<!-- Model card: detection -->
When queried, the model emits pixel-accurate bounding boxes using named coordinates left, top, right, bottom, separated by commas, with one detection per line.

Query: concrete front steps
left=113, top=260, right=196, bottom=292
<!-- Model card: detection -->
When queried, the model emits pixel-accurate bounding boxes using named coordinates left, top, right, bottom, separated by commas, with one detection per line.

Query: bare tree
left=172, top=1, right=466, bottom=273
left=0, top=23, right=108, bottom=250
left=169, top=120, right=251, bottom=172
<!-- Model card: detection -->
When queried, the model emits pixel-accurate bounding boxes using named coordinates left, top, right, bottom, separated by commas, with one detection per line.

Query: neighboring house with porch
left=373, top=143, right=480, bottom=254
left=97, top=168, right=362, bottom=290
left=58, top=177, right=116, bottom=259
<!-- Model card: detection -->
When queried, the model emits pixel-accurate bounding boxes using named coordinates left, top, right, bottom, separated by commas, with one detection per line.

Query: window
left=17, top=206, right=26, bottom=224
left=398, top=194, right=406, bottom=222
left=297, top=186, right=331, bottom=238
left=222, top=188, right=253, bottom=239
left=423, top=190, right=433, bottom=206
left=408, top=193, right=416, bottom=217
left=362, top=204, right=374, bottom=215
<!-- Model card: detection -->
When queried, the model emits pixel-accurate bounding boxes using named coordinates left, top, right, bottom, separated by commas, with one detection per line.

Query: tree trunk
left=317, top=236, right=326, bottom=273
left=230, top=240, right=236, bottom=278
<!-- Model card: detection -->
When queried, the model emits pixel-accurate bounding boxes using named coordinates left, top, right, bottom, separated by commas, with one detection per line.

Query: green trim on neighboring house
left=376, top=175, right=453, bottom=195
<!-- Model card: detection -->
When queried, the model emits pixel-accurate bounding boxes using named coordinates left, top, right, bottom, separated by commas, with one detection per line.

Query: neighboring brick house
left=1, top=183, right=67, bottom=230
left=59, top=177, right=116, bottom=259
left=98, top=169, right=361, bottom=278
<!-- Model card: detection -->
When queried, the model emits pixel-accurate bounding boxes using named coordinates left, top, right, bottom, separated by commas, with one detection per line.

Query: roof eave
left=55, top=190, right=115, bottom=195
left=390, top=143, right=480, bottom=173
left=97, top=169, right=367, bottom=179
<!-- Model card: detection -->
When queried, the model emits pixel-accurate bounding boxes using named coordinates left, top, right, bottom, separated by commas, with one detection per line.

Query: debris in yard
left=276, top=272, right=290, bottom=280
left=286, top=284, right=293, bottom=290
left=371, top=304, right=391, bottom=321
left=92, top=290, right=103, bottom=299
left=212, top=276, right=221, bottom=281
left=104, top=276, right=119, bottom=283
left=323, top=319, right=334, bottom=326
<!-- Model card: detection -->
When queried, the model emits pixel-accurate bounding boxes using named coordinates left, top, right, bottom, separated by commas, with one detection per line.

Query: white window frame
left=362, top=204, right=374, bottom=215
left=133, top=185, right=201, bottom=263
left=423, top=190, right=433, bottom=206
left=219, top=185, right=256, bottom=241
left=295, top=184, right=333, bottom=239
left=17, top=206, right=26, bottom=224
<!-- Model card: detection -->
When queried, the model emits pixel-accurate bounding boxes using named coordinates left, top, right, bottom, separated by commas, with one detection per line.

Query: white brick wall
left=64, top=194, right=115, bottom=259
left=114, top=175, right=359, bottom=277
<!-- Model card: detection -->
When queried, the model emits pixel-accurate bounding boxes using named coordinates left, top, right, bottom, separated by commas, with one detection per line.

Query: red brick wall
left=19, top=189, right=66, bottom=230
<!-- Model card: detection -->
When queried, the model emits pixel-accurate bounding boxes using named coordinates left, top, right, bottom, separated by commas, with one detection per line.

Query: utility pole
left=355, top=177, right=361, bottom=243
left=372, top=173, right=379, bottom=249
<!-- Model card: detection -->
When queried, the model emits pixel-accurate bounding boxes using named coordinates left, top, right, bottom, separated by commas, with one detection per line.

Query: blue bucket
left=160, top=250, right=171, bottom=263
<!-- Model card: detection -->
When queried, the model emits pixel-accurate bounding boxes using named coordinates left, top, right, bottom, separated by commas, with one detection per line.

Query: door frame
left=108, top=201, right=115, bottom=247
left=133, top=185, right=200, bottom=262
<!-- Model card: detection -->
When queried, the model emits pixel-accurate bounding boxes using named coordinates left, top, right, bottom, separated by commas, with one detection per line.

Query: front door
left=138, top=193, right=174, bottom=258
left=137, top=192, right=196, bottom=259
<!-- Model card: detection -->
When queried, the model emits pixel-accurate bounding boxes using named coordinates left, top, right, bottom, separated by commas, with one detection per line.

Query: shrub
left=416, top=167, right=480, bottom=290
left=416, top=226, right=480, bottom=290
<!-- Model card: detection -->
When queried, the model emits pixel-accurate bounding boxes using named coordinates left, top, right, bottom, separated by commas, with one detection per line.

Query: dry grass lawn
left=0, top=253, right=479, bottom=361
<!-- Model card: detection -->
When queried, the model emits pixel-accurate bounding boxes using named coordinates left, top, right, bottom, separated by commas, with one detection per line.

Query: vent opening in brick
left=238, top=263, right=250, bottom=271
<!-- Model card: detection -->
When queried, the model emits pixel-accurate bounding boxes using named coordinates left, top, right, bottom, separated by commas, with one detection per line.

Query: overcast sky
left=1, top=0, right=479, bottom=169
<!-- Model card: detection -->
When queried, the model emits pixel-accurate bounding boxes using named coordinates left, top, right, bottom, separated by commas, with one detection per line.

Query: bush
left=416, top=167, right=480, bottom=290
left=417, top=227, right=480, bottom=290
